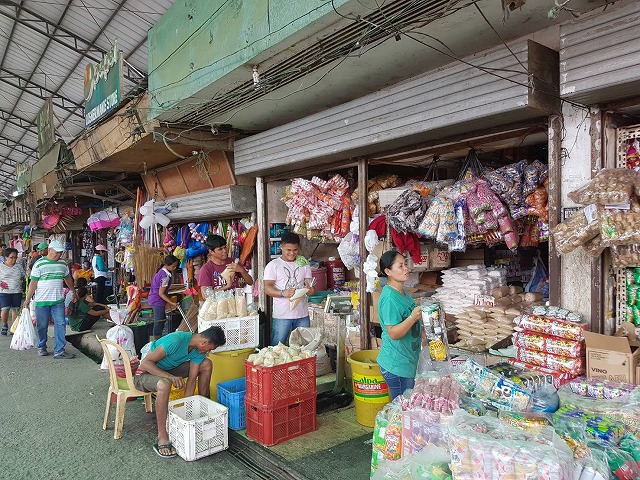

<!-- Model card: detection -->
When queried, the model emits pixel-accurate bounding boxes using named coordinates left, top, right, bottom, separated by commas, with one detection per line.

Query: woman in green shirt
left=377, top=250, right=422, bottom=400
left=68, top=286, right=110, bottom=331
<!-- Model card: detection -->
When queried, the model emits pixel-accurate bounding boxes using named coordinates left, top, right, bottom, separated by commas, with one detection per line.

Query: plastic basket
left=217, top=377, right=246, bottom=430
left=245, top=393, right=317, bottom=446
left=167, top=395, right=228, bottom=461
left=245, top=356, right=316, bottom=408
left=198, top=315, right=259, bottom=353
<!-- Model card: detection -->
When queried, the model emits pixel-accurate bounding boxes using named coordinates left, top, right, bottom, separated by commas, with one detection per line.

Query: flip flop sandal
left=153, top=443, right=177, bottom=458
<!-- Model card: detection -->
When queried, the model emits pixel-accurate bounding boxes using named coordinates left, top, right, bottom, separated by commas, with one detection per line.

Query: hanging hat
left=95, top=244, right=107, bottom=251
left=42, top=213, right=61, bottom=230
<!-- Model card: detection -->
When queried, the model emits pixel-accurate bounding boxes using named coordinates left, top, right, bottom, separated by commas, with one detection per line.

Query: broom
left=176, top=302, right=199, bottom=332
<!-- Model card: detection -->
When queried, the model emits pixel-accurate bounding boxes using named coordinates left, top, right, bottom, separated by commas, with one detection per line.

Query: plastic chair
left=97, top=336, right=154, bottom=439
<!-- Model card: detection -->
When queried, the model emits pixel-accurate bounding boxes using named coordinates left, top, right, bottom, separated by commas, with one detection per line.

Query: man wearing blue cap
left=24, top=241, right=77, bottom=359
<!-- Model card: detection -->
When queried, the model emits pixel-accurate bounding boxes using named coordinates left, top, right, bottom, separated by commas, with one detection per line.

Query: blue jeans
left=35, top=302, right=67, bottom=355
left=379, top=367, right=415, bottom=400
left=151, top=305, right=167, bottom=336
left=270, top=316, right=310, bottom=346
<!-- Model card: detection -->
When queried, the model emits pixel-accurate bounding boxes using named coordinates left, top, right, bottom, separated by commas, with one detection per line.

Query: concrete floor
left=2, top=321, right=373, bottom=480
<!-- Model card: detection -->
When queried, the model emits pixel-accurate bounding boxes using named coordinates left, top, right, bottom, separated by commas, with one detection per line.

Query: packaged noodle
left=568, top=168, right=636, bottom=205
left=551, top=205, right=600, bottom=255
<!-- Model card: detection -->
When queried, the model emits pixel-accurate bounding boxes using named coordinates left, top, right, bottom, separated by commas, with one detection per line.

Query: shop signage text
left=83, top=42, right=122, bottom=127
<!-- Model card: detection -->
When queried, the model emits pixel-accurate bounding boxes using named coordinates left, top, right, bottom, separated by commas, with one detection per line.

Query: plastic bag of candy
left=515, top=348, right=585, bottom=375
left=515, top=314, right=588, bottom=341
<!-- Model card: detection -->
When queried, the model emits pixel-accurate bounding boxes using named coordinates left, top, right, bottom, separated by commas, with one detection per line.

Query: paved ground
left=1, top=323, right=373, bottom=480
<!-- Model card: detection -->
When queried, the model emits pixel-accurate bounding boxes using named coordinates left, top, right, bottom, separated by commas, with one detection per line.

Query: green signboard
left=37, top=97, right=55, bottom=156
left=84, top=42, right=123, bottom=127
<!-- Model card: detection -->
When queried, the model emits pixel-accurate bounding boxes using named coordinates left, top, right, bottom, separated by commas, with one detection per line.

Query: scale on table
left=318, top=294, right=353, bottom=396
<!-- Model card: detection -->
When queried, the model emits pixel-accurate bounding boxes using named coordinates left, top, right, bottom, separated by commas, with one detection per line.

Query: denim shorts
left=0, top=292, right=22, bottom=310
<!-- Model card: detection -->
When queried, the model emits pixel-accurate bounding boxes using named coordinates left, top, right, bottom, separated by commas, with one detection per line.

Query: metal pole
left=358, top=158, right=370, bottom=350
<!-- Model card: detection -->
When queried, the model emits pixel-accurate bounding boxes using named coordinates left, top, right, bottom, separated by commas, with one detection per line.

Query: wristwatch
left=279, top=290, right=283, bottom=298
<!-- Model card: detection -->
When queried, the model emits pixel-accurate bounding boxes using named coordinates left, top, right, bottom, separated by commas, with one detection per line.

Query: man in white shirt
left=263, top=232, right=315, bottom=346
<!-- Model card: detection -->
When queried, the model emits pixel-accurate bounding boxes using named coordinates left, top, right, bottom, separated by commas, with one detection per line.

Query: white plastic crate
left=167, top=395, right=228, bottom=461
left=198, top=315, right=259, bottom=352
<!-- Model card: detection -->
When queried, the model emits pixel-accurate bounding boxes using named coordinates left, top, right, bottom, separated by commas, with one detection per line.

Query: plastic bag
left=568, top=168, right=636, bottom=205
left=525, top=252, right=549, bottom=299
left=600, top=208, right=640, bottom=246
left=100, top=324, right=135, bottom=369
left=611, top=244, right=640, bottom=268
left=10, top=308, right=38, bottom=351
left=337, top=232, right=360, bottom=271
left=288, top=327, right=332, bottom=376
left=372, top=446, right=452, bottom=480
left=551, top=205, right=600, bottom=255
left=371, top=403, right=404, bottom=477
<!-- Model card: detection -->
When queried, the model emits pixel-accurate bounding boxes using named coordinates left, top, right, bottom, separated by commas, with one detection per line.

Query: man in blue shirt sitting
left=137, top=326, right=226, bottom=458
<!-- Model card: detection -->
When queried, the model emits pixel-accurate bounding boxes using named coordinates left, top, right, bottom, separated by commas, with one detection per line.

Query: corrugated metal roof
left=0, top=0, right=176, bottom=196
left=560, top=1, right=640, bottom=104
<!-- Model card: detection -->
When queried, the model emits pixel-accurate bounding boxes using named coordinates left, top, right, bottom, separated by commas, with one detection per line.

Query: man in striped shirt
left=24, top=241, right=77, bottom=359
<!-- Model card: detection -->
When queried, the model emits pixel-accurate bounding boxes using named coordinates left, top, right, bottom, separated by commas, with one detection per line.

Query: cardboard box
left=429, top=248, right=451, bottom=270
left=370, top=290, right=381, bottom=324
left=584, top=326, right=640, bottom=384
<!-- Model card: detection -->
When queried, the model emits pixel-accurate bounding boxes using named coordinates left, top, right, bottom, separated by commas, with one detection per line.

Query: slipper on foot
left=153, top=443, right=177, bottom=458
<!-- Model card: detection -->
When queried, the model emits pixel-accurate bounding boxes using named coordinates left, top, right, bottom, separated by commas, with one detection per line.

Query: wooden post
left=547, top=115, right=562, bottom=307
left=590, top=108, right=604, bottom=333
left=358, top=158, right=370, bottom=350
left=256, top=177, right=268, bottom=314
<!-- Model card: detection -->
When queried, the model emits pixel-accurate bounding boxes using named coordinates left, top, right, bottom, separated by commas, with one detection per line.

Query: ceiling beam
left=0, top=1, right=144, bottom=82
left=0, top=108, right=39, bottom=134
left=63, top=187, right=127, bottom=205
left=0, top=135, right=36, bottom=155
left=0, top=67, right=83, bottom=115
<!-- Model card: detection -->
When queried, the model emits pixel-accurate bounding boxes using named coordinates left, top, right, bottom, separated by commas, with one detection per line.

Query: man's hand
left=23, top=299, right=30, bottom=309
left=283, top=288, right=295, bottom=298
left=169, top=376, right=185, bottom=389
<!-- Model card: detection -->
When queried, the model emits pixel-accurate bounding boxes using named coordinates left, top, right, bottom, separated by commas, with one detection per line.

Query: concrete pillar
left=558, top=103, right=597, bottom=321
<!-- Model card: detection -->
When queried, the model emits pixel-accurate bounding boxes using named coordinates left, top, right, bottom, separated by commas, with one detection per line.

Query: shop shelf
left=217, top=377, right=247, bottom=430
left=245, top=393, right=317, bottom=446
left=167, top=395, right=228, bottom=461
left=244, top=356, right=316, bottom=408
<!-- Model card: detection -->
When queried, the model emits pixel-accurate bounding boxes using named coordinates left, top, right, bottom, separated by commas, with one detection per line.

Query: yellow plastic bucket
left=346, top=350, right=390, bottom=427
left=206, top=348, right=255, bottom=400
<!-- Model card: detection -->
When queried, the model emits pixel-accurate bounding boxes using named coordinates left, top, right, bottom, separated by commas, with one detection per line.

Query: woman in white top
left=0, top=247, right=26, bottom=335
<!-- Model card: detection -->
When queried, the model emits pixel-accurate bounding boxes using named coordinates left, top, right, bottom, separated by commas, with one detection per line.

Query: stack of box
left=244, top=357, right=317, bottom=446
left=509, top=306, right=588, bottom=385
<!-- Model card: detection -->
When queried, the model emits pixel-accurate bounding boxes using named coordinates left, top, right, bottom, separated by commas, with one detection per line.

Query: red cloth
left=391, top=229, right=421, bottom=264
left=369, top=215, right=387, bottom=237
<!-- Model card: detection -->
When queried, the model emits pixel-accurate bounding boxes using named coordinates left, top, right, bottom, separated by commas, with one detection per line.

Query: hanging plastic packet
left=626, top=139, right=640, bottom=171
left=421, top=299, right=450, bottom=364
left=448, top=198, right=467, bottom=252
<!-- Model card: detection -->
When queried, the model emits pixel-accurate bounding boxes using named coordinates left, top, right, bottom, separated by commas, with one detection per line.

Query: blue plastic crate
left=217, top=377, right=247, bottom=430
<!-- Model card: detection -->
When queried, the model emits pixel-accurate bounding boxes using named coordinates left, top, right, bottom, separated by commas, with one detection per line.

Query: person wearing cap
left=24, top=240, right=77, bottom=359
left=92, top=245, right=109, bottom=304
left=29, top=242, right=49, bottom=271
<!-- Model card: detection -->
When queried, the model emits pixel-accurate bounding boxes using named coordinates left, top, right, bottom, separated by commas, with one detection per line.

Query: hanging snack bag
left=600, top=209, right=640, bottom=246
left=568, top=168, right=636, bottom=205
left=551, top=204, right=600, bottom=255
left=227, top=290, right=237, bottom=317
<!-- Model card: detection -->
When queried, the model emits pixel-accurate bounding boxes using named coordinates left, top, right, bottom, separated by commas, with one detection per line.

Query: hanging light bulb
left=252, top=66, right=260, bottom=90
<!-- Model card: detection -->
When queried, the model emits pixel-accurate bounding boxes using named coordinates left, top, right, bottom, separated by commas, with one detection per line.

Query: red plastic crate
left=245, top=393, right=317, bottom=446
left=244, top=357, right=316, bottom=407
